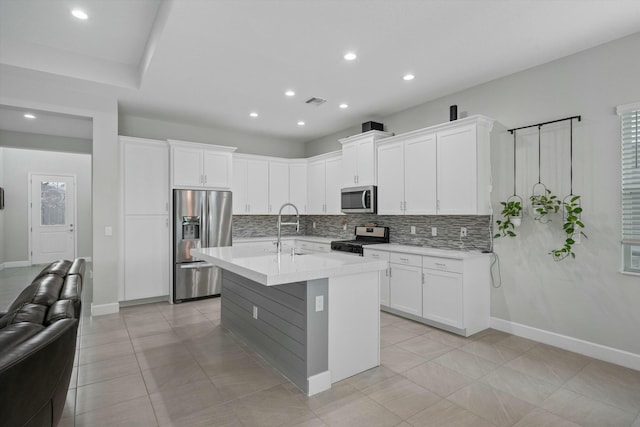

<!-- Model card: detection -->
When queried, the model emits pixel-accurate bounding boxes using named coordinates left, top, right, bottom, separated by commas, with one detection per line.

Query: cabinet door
left=232, top=159, right=248, bottom=214
left=377, top=142, right=404, bottom=214
left=307, top=161, right=325, bottom=214
left=124, top=215, right=169, bottom=300
left=389, top=263, right=422, bottom=316
left=364, top=249, right=390, bottom=307
left=423, top=268, right=463, bottom=328
left=123, top=142, right=168, bottom=215
left=289, top=163, right=307, bottom=214
left=269, top=161, right=290, bottom=214
left=356, top=139, right=375, bottom=186
left=202, top=150, right=232, bottom=189
left=341, top=142, right=358, bottom=186
left=404, top=134, right=437, bottom=214
left=246, top=160, right=269, bottom=214
left=324, top=156, right=342, bottom=214
left=172, top=146, right=203, bottom=187
left=437, top=124, right=477, bottom=214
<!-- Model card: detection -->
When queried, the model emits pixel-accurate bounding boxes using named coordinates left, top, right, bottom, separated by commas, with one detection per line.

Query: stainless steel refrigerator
left=173, top=189, right=232, bottom=302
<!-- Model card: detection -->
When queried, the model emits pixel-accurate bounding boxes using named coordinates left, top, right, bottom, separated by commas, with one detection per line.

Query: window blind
left=621, top=107, right=639, bottom=244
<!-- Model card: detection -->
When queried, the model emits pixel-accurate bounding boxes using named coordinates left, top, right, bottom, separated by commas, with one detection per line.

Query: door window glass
left=41, top=181, right=66, bottom=225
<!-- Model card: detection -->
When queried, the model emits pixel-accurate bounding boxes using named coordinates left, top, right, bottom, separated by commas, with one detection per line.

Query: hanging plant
left=494, top=199, right=523, bottom=238
left=550, top=195, right=587, bottom=260
left=530, top=188, right=561, bottom=223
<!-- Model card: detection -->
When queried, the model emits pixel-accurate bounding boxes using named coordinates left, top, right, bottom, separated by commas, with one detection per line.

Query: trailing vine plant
left=530, top=188, right=561, bottom=223
left=550, top=195, right=587, bottom=261
left=494, top=200, right=523, bottom=238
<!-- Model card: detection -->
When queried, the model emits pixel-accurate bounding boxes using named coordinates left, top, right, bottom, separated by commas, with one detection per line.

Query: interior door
left=31, top=174, right=76, bottom=264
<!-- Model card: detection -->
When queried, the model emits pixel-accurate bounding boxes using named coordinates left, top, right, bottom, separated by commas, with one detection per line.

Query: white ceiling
left=1, top=0, right=640, bottom=142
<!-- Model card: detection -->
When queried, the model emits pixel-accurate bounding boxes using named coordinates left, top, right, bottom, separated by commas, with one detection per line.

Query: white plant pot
left=510, top=216, right=522, bottom=227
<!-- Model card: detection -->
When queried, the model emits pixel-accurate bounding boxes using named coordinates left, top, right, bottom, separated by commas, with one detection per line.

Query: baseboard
left=3, top=261, right=29, bottom=268
left=490, top=317, right=640, bottom=371
left=307, top=371, right=331, bottom=396
left=91, top=302, right=120, bottom=316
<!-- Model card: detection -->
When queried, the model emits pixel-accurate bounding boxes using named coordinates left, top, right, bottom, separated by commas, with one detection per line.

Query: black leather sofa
left=0, top=259, right=85, bottom=427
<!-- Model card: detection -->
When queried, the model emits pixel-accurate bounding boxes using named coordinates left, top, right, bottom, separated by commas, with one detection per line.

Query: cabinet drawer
left=390, top=252, right=422, bottom=267
left=423, top=257, right=463, bottom=273
left=363, top=249, right=390, bottom=261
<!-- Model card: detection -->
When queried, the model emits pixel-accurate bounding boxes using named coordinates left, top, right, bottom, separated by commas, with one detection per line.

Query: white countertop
left=233, top=235, right=334, bottom=245
left=365, top=244, right=489, bottom=260
left=191, top=246, right=388, bottom=286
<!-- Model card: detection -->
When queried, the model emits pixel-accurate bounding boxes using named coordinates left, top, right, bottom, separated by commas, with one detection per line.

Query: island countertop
left=191, top=246, right=388, bottom=286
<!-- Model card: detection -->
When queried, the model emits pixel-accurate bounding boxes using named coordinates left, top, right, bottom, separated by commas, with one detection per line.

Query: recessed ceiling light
left=24, top=113, right=36, bottom=119
left=297, top=121, right=305, bottom=126
left=249, top=112, right=258, bottom=118
left=285, top=90, right=295, bottom=97
left=339, top=104, right=349, bottom=109
left=403, top=74, right=415, bottom=81
left=344, top=52, right=357, bottom=61
left=71, top=9, right=88, bottom=20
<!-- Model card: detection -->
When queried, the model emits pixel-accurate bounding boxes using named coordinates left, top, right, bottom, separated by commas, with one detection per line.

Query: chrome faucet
left=276, top=203, right=300, bottom=252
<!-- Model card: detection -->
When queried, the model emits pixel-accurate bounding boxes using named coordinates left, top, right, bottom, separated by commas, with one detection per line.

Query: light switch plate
left=315, top=295, right=324, bottom=312
left=410, top=226, right=416, bottom=234
left=431, top=227, right=437, bottom=237
left=104, top=226, right=113, bottom=236
left=252, top=306, right=258, bottom=319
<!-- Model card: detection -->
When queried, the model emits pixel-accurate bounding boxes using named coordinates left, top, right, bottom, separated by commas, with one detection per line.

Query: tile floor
left=1, top=265, right=640, bottom=426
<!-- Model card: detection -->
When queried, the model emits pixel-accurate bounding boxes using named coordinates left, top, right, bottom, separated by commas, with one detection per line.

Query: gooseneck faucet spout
left=276, top=203, right=300, bottom=252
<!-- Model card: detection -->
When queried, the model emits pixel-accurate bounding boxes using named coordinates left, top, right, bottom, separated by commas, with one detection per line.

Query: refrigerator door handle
left=180, top=263, right=215, bottom=269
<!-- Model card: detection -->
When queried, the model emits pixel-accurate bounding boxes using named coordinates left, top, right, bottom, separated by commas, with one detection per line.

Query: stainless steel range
left=331, top=226, right=390, bottom=255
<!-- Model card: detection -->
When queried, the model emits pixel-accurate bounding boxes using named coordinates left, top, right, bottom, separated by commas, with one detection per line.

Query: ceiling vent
left=305, top=97, right=327, bottom=106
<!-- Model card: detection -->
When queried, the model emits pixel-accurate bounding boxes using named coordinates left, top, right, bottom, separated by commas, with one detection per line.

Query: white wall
left=0, top=130, right=92, bottom=154
left=306, top=32, right=640, bottom=356
left=1, top=148, right=92, bottom=263
left=119, top=114, right=306, bottom=158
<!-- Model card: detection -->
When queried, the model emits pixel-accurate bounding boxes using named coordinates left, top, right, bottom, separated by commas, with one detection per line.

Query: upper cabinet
left=377, top=115, right=495, bottom=215
left=233, top=156, right=269, bottom=215
left=169, top=140, right=236, bottom=189
left=339, top=130, right=393, bottom=187
left=307, top=152, right=342, bottom=215
left=289, top=161, right=308, bottom=215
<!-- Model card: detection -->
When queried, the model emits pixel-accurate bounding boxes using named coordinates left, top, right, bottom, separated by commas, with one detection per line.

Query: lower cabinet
left=422, top=268, right=463, bottom=329
left=363, top=249, right=390, bottom=307
left=123, top=215, right=170, bottom=300
left=388, top=253, right=423, bottom=317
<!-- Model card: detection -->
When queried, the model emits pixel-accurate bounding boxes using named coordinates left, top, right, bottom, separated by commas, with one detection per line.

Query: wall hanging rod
left=508, top=115, right=581, bottom=134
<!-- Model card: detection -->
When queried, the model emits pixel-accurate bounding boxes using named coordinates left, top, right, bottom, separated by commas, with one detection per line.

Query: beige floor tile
left=166, top=313, right=211, bottom=328
left=75, top=395, right=158, bottom=426
left=564, top=360, right=640, bottom=413
left=633, top=414, right=640, bottom=427
left=229, top=384, right=313, bottom=427
left=363, top=376, right=441, bottom=419
left=79, top=315, right=126, bottom=336
left=404, top=361, right=473, bottom=397
left=159, top=402, right=241, bottom=427
left=427, top=329, right=471, bottom=348
left=541, top=388, right=637, bottom=427
left=79, top=327, right=130, bottom=349
left=447, top=382, right=536, bottom=427
left=305, top=380, right=363, bottom=412
left=77, top=354, right=140, bottom=387
left=381, top=345, right=429, bottom=373
left=406, top=398, right=496, bottom=427
left=380, top=311, right=405, bottom=327
left=69, top=366, right=78, bottom=389
left=381, top=324, right=419, bottom=347
left=131, top=330, right=184, bottom=352
left=480, top=366, right=559, bottom=405
left=496, top=335, right=538, bottom=353
left=135, top=342, right=196, bottom=371
left=315, top=395, right=402, bottom=427
left=344, top=365, right=399, bottom=391
left=62, top=388, right=75, bottom=419
left=58, top=416, right=75, bottom=427
left=205, top=356, right=286, bottom=401
left=75, top=373, right=148, bottom=414
left=433, top=349, right=500, bottom=380
left=513, top=408, right=581, bottom=427
left=150, top=379, right=226, bottom=425
left=397, top=335, right=455, bottom=360
left=459, top=340, right=522, bottom=365
left=127, top=319, right=173, bottom=338
left=505, top=351, right=588, bottom=386
left=172, top=320, right=224, bottom=340
left=469, top=329, right=510, bottom=344
left=392, top=318, right=437, bottom=336
left=142, top=359, right=209, bottom=394
left=526, top=344, right=592, bottom=370
left=78, top=339, right=135, bottom=365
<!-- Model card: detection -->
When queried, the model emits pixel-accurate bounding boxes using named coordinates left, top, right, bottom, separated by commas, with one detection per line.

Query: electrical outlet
left=460, top=227, right=467, bottom=237
left=252, top=306, right=258, bottom=319
left=342, top=223, right=347, bottom=230
left=315, top=295, right=324, bottom=312
left=410, top=226, right=416, bottom=234
left=431, top=227, right=437, bottom=237
left=312, top=221, right=316, bottom=229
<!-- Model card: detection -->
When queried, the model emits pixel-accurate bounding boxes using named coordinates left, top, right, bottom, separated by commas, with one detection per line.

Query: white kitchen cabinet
left=363, top=249, right=391, bottom=307
left=120, top=136, right=170, bottom=302
left=423, top=268, right=464, bottom=329
left=339, top=131, right=392, bottom=187
left=377, top=133, right=436, bottom=215
left=233, top=156, right=269, bottom=214
left=123, top=215, right=169, bottom=300
left=269, top=160, right=290, bottom=214
left=289, top=161, right=307, bottom=214
left=169, top=140, right=236, bottom=189
left=307, top=152, right=342, bottom=215
left=388, top=253, right=423, bottom=316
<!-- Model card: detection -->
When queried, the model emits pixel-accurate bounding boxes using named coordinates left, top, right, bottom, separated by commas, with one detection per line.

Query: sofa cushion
left=68, top=258, right=86, bottom=277
left=0, top=322, right=45, bottom=353
left=60, top=274, right=82, bottom=303
left=11, top=303, right=48, bottom=325
left=45, top=300, right=76, bottom=326
left=5, top=275, right=64, bottom=314
left=33, top=260, right=73, bottom=280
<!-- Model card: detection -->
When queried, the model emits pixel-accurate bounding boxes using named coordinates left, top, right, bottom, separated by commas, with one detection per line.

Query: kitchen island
left=191, top=246, right=388, bottom=396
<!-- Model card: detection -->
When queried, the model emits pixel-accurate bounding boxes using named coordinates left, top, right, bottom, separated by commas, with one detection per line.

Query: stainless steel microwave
left=341, top=185, right=377, bottom=214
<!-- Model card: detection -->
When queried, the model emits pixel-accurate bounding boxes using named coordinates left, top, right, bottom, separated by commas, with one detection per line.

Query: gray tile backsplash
left=233, top=214, right=492, bottom=251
